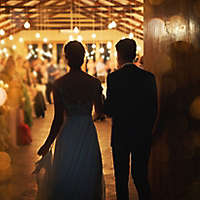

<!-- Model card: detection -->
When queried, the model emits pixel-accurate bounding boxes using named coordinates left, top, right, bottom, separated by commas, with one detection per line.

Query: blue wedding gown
left=40, top=71, right=105, bottom=200
left=49, top=103, right=104, bottom=200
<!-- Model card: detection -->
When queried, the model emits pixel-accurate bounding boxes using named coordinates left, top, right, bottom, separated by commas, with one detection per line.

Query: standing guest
left=45, top=59, right=60, bottom=104
left=104, top=38, right=158, bottom=200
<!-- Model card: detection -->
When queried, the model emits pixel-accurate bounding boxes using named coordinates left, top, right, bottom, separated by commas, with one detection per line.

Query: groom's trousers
left=112, top=141, right=152, bottom=200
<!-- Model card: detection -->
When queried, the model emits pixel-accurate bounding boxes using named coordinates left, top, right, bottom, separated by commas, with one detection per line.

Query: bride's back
left=54, top=70, right=101, bottom=114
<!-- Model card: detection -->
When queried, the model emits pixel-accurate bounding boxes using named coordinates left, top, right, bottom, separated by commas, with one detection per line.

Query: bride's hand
left=37, top=143, right=50, bottom=156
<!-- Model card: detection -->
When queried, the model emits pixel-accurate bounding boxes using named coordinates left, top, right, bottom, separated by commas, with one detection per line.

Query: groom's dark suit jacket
left=104, top=63, right=158, bottom=147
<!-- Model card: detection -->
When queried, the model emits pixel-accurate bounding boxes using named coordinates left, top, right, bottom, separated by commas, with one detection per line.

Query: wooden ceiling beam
left=83, top=0, right=143, bottom=29
left=0, top=0, right=60, bottom=39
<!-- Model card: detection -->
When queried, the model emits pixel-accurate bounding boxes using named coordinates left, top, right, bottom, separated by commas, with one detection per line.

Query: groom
left=104, top=38, right=157, bottom=200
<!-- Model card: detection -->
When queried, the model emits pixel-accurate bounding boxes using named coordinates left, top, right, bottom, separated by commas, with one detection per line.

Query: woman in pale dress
left=37, top=41, right=104, bottom=200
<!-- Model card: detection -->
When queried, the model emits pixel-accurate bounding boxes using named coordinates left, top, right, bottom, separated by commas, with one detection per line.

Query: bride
left=37, top=41, right=105, bottom=200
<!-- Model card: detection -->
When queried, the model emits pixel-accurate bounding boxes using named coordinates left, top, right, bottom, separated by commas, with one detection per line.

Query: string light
left=28, top=44, right=33, bottom=49
left=69, top=35, right=74, bottom=41
left=43, top=37, right=48, bottom=43
left=129, top=32, right=134, bottom=39
left=48, top=43, right=53, bottom=49
left=107, top=41, right=112, bottom=49
left=24, top=21, right=30, bottom=29
left=73, top=26, right=79, bottom=34
left=108, top=21, right=117, bottom=29
left=12, top=45, right=17, bottom=50
left=77, top=35, right=83, bottom=42
left=35, top=32, right=40, bottom=38
left=0, top=40, right=5, bottom=45
left=92, top=33, right=96, bottom=39
left=9, top=35, right=14, bottom=40
left=19, top=37, right=24, bottom=43
left=0, top=29, right=5, bottom=36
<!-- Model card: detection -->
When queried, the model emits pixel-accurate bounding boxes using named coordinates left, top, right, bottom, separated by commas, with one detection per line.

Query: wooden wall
left=144, top=0, right=200, bottom=199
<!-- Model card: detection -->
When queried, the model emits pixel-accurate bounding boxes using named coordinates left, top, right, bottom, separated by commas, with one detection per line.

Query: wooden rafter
left=0, top=0, right=144, bottom=40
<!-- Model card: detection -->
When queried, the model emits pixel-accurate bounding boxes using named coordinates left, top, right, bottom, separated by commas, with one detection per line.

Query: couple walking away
left=37, top=38, right=158, bottom=200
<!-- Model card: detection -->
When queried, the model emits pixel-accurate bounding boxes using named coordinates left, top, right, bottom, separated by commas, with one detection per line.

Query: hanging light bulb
left=9, top=35, right=14, bottom=40
left=129, top=32, right=134, bottom=39
left=69, top=35, right=74, bottom=41
left=28, top=44, right=33, bottom=49
left=48, top=43, right=53, bottom=49
left=77, top=35, right=83, bottom=42
left=19, top=37, right=24, bottom=43
left=107, top=41, right=112, bottom=49
left=0, top=29, right=5, bottom=36
left=112, top=21, right=117, bottom=28
left=73, top=26, right=79, bottom=34
left=99, top=47, right=104, bottom=54
left=35, top=32, right=40, bottom=38
left=24, top=21, right=30, bottom=29
left=108, top=21, right=117, bottom=29
left=92, top=33, right=96, bottom=39
left=92, top=44, right=96, bottom=49
left=43, top=37, right=48, bottom=43
left=1, top=40, right=5, bottom=45
left=12, top=45, right=17, bottom=50
left=3, top=48, right=7, bottom=53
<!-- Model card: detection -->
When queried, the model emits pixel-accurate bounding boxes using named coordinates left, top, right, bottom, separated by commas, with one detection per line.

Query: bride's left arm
left=38, top=84, right=64, bottom=156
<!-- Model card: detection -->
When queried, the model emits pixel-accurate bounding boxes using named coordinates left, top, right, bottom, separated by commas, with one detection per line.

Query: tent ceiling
left=0, top=0, right=144, bottom=40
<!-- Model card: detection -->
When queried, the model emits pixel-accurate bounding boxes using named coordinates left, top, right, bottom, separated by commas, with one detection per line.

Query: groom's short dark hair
left=115, top=38, right=137, bottom=62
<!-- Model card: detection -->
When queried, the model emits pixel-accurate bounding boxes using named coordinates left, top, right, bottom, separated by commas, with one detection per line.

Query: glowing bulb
left=3, top=48, right=7, bottom=53
left=69, top=35, right=73, bottom=41
left=73, top=26, right=79, bottom=34
left=108, top=21, right=117, bottom=29
left=1, top=40, right=5, bottom=45
left=43, top=37, right=48, bottom=43
left=35, top=32, right=40, bottom=38
left=12, top=45, right=17, bottom=50
left=19, top=37, right=24, bottom=43
left=9, top=35, right=14, bottom=40
left=99, top=47, right=104, bottom=53
left=24, top=21, right=30, bottom=29
left=4, top=84, right=9, bottom=89
left=92, top=44, right=96, bottom=49
left=85, top=51, right=89, bottom=57
left=92, top=33, right=96, bottom=38
left=77, top=35, right=83, bottom=42
left=28, top=44, right=33, bottom=49
left=48, top=43, right=53, bottom=49
left=0, top=29, right=5, bottom=36
left=129, top=32, right=134, bottom=39
left=33, top=71, right=37, bottom=77
left=107, top=41, right=112, bottom=49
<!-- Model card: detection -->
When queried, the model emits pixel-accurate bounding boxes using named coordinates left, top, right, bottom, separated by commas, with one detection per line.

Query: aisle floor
left=9, top=104, right=138, bottom=200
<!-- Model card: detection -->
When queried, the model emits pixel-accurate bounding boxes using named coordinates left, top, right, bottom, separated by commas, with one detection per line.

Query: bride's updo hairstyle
left=64, top=40, right=85, bottom=69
